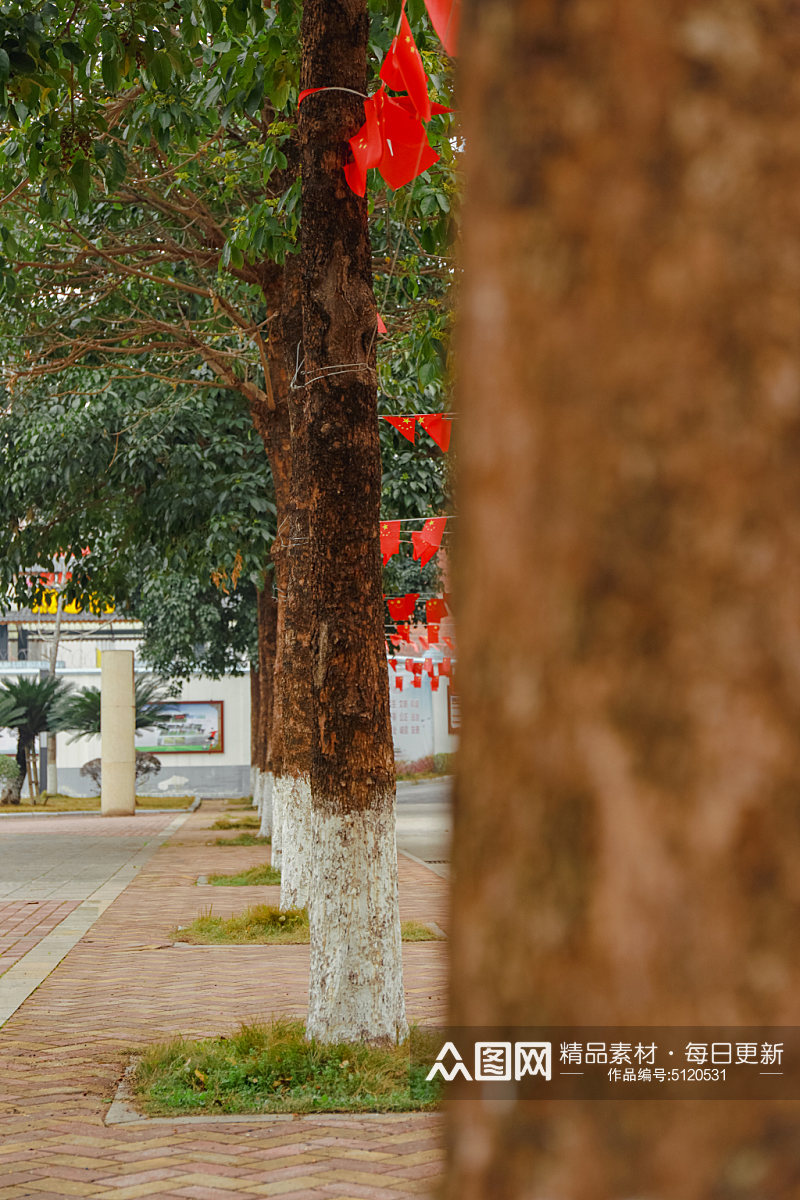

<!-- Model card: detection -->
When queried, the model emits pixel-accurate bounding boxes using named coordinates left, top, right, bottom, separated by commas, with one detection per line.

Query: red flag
left=383, top=415, right=417, bottom=443
left=377, top=313, right=387, bottom=334
left=390, top=633, right=403, bottom=647
left=380, top=4, right=432, bottom=123
left=417, top=634, right=429, bottom=650
left=424, top=658, right=434, bottom=675
left=426, top=597, right=448, bottom=623
left=344, top=87, right=438, bottom=196
left=443, top=635, right=454, bottom=649
left=387, top=593, right=419, bottom=622
left=427, top=622, right=440, bottom=643
left=418, top=412, right=452, bottom=452
left=395, top=622, right=411, bottom=643
left=378, top=93, right=439, bottom=189
left=412, top=516, right=447, bottom=567
left=405, top=657, right=414, bottom=672
left=389, top=658, right=397, bottom=671
left=380, top=519, right=401, bottom=565
left=431, top=675, right=440, bottom=691
left=439, top=658, right=451, bottom=676
left=423, top=0, right=460, bottom=55
left=395, top=676, right=404, bottom=690
left=412, top=660, right=423, bottom=675
left=412, top=676, right=422, bottom=688
left=344, top=90, right=384, bottom=196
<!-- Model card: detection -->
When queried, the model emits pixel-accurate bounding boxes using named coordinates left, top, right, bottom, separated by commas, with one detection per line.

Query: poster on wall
left=135, top=701, right=224, bottom=754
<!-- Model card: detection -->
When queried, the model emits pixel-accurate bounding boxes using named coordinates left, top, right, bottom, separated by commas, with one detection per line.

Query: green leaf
left=69, top=156, right=91, bottom=208
left=61, top=41, right=84, bottom=66
left=101, top=53, right=121, bottom=93
left=0, top=50, right=10, bottom=83
left=149, top=51, right=172, bottom=91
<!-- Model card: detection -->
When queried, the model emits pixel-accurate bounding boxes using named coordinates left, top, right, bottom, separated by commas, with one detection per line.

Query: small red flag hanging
left=439, top=657, right=451, bottom=676
left=389, top=632, right=404, bottom=647
left=395, top=676, right=404, bottom=690
left=412, top=676, right=422, bottom=688
left=418, top=412, right=452, bottom=452
left=378, top=92, right=439, bottom=188
left=412, top=660, right=423, bottom=675
left=426, top=597, right=448, bottom=623
left=423, top=0, right=460, bottom=56
left=389, top=658, right=397, bottom=671
left=344, top=87, right=439, bottom=196
left=344, top=89, right=384, bottom=196
left=405, top=657, right=415, bottom=672
left=380, top=519, right=401, bottom=565
left=387, top=593, right=419, bottom=622
left=383, top=415, right=417, bottom=443
left=431, top=675, right=440, bottom=691
left=424, top=658, right=434, bottom=675
left=380, top=3, right=432, bottom=123
left=412, top=516, right=447, bottom=567
left=395, top=622, right=411, bottom=643
left=427, top=622, right=440, bottom=643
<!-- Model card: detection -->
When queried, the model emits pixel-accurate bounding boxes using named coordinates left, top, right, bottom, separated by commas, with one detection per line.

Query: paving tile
left=0, top=802, right=446, bottom=1200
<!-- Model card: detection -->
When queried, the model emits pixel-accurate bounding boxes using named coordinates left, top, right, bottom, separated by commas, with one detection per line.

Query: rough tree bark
left=447, top=1, right=800, bottom=1197
left=300, top=0, right=406, bottom=1043
left=248, top=311, right=292, bottom=845
left=277, top=254, right=314, bottom=911
left=253, top=585, right=277, bottom=829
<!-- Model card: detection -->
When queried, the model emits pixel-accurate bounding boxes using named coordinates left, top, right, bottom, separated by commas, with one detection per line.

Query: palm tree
left=61, top=674, right=174, bottom=740
left=0, top=676, right=75, bottom=801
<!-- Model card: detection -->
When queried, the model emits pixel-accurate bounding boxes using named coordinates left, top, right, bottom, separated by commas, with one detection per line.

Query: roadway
left=395, top=776, right=451, bottom=869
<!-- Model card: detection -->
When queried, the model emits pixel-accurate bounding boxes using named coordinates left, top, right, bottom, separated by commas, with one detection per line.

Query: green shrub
left=0, top=756, right=20, bottom=784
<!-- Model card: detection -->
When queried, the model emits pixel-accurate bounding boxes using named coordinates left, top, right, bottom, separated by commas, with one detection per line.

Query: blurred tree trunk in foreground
left=448, top=1, right=800, bottom=1196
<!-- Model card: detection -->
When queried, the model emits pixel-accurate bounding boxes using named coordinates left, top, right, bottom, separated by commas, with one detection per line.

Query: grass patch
left=395, top=752, right=454, bottom=782
left=214, top=832, right=271, bottom=847
left=131, top=1018, right=441, bottom=1115
left=398, top=919, right=445, bottom=941
left=207, top=863, right=281, bottom=887
left=211, top=814, right=260, bottom=830
left=174, top=906, right=443, bottom=945
left=0, top=793, right=195, bottom=813
left=175, top=905, right=309, bottom=944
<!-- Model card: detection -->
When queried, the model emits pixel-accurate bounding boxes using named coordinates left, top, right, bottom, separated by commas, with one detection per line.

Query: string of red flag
left=301, top=0, right=460, bottom=197
left=381, top=413, right=451, bottom=451
left=380, top=516, right=449, bottom=566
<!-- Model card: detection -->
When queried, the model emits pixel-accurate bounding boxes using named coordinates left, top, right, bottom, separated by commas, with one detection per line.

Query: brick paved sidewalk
left=0, top=801, right=447, bottom=1199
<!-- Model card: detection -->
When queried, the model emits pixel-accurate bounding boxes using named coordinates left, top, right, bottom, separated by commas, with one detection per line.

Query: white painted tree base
left=306, top=796, right=408, bottom=1045
left=271, top=774, right=291, bottom=871
left=258, top=771, right=274, bottom=839
left=250, top=766, right=258, bottom=803
left=279, top=774, right=311, bottom=910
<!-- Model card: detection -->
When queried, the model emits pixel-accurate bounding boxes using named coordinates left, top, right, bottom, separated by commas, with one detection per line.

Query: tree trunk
left=448, top=1, right=800, bottom=1196
left=248, top=289, right=293, bottom=851
left=278, top=254, right=313, bottom=911
left=255, top=584, right=277, bottom=833
left=300, top=0, right=406, bottom=1044
left=249, top=657, right=260, bottom=804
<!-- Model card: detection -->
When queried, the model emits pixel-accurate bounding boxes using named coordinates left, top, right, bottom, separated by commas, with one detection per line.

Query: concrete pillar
left=101, top=650, right=136, bottom=816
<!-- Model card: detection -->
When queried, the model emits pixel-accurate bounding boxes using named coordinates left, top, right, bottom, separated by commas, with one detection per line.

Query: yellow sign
left=31, top=591, right=115, bottom=616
